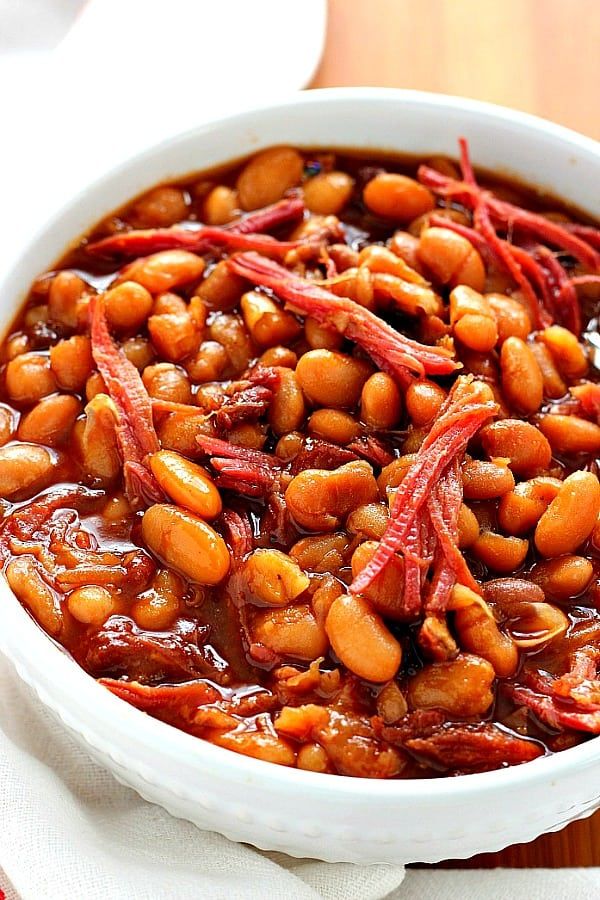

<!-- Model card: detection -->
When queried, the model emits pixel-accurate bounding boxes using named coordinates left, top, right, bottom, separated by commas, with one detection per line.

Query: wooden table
left=311, top=0, right=600, bottom=869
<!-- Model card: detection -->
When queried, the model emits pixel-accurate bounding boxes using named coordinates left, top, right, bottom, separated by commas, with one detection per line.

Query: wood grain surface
left=311, top=0, right=600, bottom=869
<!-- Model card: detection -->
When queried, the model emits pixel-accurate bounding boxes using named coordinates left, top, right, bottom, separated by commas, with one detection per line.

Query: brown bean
left=74, top=394, right=121, bottom=483
left=498, top=476, right=562, bottom=535
left=530, top=341, right=567, bottom=399
left=539, top=325, right=588, bottom=379
left=304, top=171, right=354, bottom=215
left=153, top=292, right=187, bottom=315
left=407, top=654, right=495, bottom=717
left=500, top=337, right=543, bottom=415
left=285, top=460, right=378, bottom=531
left=308, top=408, right=359, bottom=445
left=237, top=146, right=303, bottom=210
left=149, top=450, right=222, bottom=519
left=142, top=363, right=193, bottom=404
left=0, top=443, right=56, bottom=498
left=275, top=430, right=304, bottom=462
left=2, top=333, right=29, bottom=362
left=119, top=250, right=205, bottom=293
left=0, top=406, right=15, bottom=446
left=240, top=291, right=301, bottom=347
left=535, top=471, right=600, bottom=557
left=5, top=353, right=57, bottom=404
left=48, top=271, right=86, bottom=328
left=6, top=556, right=63, bottom=636
left=310, top=576, right=344, bottom=626
left=185, top=340, right=229, bottom=384
left=450, top=285, right=498, bottom=352
left=363, top=174, right=435, bottom=222
left=360, top=372, right=402, bottom=429
left=388, top=230, right=422, bottom=271
left=142, top=504, right=230, bottom=584
left=245, top=549, right=310, bottom=606
left=417, top=227, right=485, bottom=292
left=269, top=368, right=306, bottom=436
left=194, top=261, right=247, bottom=311
left=457, top=503, right=480, bottom=548
left=471, top=532, right=529, bottom=572
left=148, top=312, right=201, bottom=362
left=296, top=349, right=372, bottom=409
left=260, top=346, right=298, bottom=368
left=104, top=281, right=154, bottom=332
left=405, top=380, right=447, bottom=426
left=303, top=316, right=344, bottom=353
left=202, top=185, right=239, bottom=225
left=462, top=459, right=515, bottom=499
left=251, top=603, right=328, bottom=660
left=68, top=585, right=118, bottom=626
left=487, top=293, right=531, bottom=342
left=208, top=314, right=254, bottom=376
left=538, top=414, right=600, bottom=455
left=50, top=335, right=94, bottom=391
left=350, top=540, right=405, bottom=619
left=377, top=454, right=417, bottom=495
left=228, top=422, right=267, bottom=450
left=480, top=419, right=552, bottom=477
left=326, top=594, right=402, bottom=682
left=483, top=577, right=545, bottom=607
left=453, top=605, right=518, bottom=677
left=129, top=186, right=188, bottom=228
left=290, top=533, right=350, bottom=573
left=18, top=394, right=81, bottom=446
left=119, top=337, right=154, bottom=372
left=529, top=556, right=593, bottom=600
left=346, top=502, right=389, bottom=541
left=157, top=411, right=213, bottom=457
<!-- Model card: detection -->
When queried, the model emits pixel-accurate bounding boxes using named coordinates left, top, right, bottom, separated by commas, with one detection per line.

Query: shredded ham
left=227, top=252, right=458, bottom=380
left=506, top=650, right=600, bottom=734
left=419, top=138, right=600, bottom=333
left=350, top=377, right=497, bottom=615
left=89, top=295, right=162, bottom=507
left=87, top=196, right=305, bottom=258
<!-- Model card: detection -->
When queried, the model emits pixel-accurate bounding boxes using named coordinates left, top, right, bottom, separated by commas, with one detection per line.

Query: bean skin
left=407, top=654, right=495, bottom=717
left=149, top=450, right=222, bottom=519
left=500, top=337, right=543, bottom=415
left=296, top=349, right=372, bottom=409
left=325, top=594, right=402, bottom=682
left=529, top=556, right=594, bottom=601
left=0, top=443, right=56, bottom=498
left=364, top=174, right=435, bottom=222
left=471, top=532, right=529, bottom=573
left=285, top=461, right=378, bottom=531
left=236, top=146, right=303, bottom=210
left=535, top=471, right=600, bottom=557
left=538, top=414, right=600, bottom=455
left=18, top=394, right=81, bottom=446
left=141, top=504, right=230, bottom=584
left=480, top=419, right=552, bottom=477
left=498, top=476, right=562, bottom=535
left=462, top=459, right=515, bottom=500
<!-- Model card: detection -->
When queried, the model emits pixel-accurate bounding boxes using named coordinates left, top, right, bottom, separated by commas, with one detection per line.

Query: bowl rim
left=1, top=86, right=600, bottom=801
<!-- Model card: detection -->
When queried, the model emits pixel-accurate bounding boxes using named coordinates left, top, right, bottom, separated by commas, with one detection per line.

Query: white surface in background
left=0, top=0, right=326, bottom=281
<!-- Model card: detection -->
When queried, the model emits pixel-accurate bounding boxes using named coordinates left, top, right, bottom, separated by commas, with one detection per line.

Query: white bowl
left=1, top=89, right=600, bottom=865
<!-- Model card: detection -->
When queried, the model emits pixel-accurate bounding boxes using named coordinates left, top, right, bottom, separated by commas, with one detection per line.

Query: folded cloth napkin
left=4, top=653, right=600, bottom=900
left=0, top=656, right=406, bottom=900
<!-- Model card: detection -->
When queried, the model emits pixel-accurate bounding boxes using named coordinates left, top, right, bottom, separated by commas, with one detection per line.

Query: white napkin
left=4, top=653, right=600, bottom=900
left=0, top=655, right=407, bottom=900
